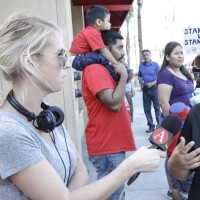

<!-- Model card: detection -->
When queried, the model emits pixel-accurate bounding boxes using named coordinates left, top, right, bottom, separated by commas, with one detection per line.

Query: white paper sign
left=183, top=28, right=200, bottom=55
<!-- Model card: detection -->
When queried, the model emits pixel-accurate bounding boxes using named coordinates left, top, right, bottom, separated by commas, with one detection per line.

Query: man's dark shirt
left=180, top=103, right=200, bottom=200
left=192, top=67, right=200, bottom=88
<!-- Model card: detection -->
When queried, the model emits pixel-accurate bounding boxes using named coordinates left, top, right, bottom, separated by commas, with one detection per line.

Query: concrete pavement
left=81, top=86, right=169, bottom=200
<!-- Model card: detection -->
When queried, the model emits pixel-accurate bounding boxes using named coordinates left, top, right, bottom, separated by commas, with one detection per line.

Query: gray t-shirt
left=0, top=109, right=77, bottom=200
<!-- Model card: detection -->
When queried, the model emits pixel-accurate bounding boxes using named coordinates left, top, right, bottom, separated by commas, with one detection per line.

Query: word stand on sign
left=183, top=28, right=200, bottom=55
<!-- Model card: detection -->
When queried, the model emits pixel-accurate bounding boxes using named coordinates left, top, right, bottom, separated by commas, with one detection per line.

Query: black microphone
left=127, top=114, right=182, bottom=186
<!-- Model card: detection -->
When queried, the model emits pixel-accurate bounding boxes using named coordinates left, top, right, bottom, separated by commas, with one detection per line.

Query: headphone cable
left=61, top=125, right=71, bottom=186
left=49, top=130, right=67, bottom=185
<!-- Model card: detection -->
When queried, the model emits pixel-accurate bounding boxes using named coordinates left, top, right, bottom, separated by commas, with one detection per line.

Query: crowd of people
left=137, top=41, right=200, bottom=200
left=157, top=42, right=194, bottom=200
left=0, top=4, right=200, bottom=200
left=0, top=6, right=164, bottom=200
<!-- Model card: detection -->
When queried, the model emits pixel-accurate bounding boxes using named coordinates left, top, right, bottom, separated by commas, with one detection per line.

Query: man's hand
left=110, top=61, right=127, bottom=79
left=120, top=59, right=129, bottom=69
left=138, top=77, right=144, bottom=85
left=168, top=137, right=200, bottom=180
left=146, top=83, right=152, bottom=88
left=146, top=82, right=155, bottom=88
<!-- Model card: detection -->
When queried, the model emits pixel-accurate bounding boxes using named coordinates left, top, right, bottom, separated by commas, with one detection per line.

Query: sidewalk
left=81, top=86, right=169, bottom=200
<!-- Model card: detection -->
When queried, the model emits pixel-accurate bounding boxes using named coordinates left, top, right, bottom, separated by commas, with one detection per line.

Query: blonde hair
left=0, top=12, right=62, bottom=83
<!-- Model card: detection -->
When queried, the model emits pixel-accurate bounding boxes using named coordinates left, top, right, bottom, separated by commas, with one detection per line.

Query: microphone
left=167, top=102, right=190, bottom=157
left=127, top=114, right=182, bottom=185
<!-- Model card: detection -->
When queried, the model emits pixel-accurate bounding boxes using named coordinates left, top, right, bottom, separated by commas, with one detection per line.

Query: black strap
left=6, top=90, right=36, bottom=121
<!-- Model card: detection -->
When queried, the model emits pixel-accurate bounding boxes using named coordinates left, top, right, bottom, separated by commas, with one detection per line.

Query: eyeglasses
left=37, top=52, right=68, bottom=67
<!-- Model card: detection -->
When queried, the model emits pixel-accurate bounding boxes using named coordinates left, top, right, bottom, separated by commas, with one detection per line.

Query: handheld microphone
left=127, top=114, right=182, bottom=185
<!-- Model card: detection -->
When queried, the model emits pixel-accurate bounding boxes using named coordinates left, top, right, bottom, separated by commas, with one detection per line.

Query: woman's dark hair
left=191, top=59, right=195, bottom=66
left=159, top=41, right=192, bottom=80
left=86, top=5, right=110, bottom=26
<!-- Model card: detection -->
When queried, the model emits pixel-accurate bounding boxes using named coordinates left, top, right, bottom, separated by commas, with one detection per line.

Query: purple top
left=157, top=69, right=194, bottom=106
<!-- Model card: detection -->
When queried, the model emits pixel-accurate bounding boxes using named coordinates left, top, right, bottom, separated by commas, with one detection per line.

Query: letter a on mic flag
left=149, top=127, right=173, bottom=150
left=148, top=114, right=182, bottom=150
left=127, top=114, right=182, bottom=186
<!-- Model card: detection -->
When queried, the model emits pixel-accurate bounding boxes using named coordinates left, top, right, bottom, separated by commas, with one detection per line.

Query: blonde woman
left=0, top=12, right=164, bottom=200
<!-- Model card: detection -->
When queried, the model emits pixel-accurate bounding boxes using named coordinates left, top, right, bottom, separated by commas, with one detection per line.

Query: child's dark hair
left=86, top=5, right=110, bottom=26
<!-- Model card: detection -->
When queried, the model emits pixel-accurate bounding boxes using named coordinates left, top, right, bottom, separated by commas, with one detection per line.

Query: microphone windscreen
left=169, top=102, right=190, bottom=121
left=160, top=114, right=182, bottom=135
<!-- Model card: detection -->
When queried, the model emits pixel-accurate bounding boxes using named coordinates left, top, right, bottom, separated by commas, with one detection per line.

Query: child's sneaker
left=180, top=195, right=187, bottom=200
left=166, top=190, right=172, bottom=199
left=166, top=190, right=188, bottom=200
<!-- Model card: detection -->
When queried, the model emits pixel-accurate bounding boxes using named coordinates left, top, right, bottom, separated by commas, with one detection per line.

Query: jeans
left=72, top=52, right=120, bottom=81
left=143, top=86, right=161, bottom=128
left=165, top=155, right=193, bottom=193
left=89, top=152, right=126, bottom=200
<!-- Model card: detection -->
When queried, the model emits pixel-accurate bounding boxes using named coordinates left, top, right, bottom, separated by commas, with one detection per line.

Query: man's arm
left=138, top=76, right=144, bottom=85
left=97, top=61, right=127, bottom=112
left=137, top=67, right=144, bottom=85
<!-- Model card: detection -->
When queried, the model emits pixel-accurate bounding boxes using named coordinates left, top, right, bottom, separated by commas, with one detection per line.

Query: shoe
left=146, top=126, right=155, bottom=133
left=166, top=190, right=187, bottom=200
left=180, top=193, right=187, bottom=200
left=166, top=190, right=172, bottom=199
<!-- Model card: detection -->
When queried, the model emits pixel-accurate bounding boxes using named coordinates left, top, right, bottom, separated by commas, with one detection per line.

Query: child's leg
left=71, top=54, right=88, bottom=71
left=127, top=68, right=134, bottom=82
left=72, top=52, right=120, bottom=81
left=165, top=155, right=173, bottom=197
left=171, top=175, right=189, bottom=200
left=172, top=189, right=180, bottom=200
left=171, top=174, right=180, bottom=200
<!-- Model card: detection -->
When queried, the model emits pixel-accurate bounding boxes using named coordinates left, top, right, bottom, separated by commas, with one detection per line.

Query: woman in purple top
left=157, top=41, right=194, bottom=200
left=157, top=41, right=194, bottom=116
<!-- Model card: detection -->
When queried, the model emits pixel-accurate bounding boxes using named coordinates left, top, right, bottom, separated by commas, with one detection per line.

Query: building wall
left=0, top=0, right=85, bottom=155
left=71, top=5, right=89, bottom=134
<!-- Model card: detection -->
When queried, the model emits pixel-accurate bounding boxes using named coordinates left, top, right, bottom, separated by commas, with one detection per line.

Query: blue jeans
left=165, top=155, right=193, bottom=193
left=89, top=152, right=126, bottom=200
left=72, top=52, right=120, bottom=81
left=143, top=86, right=161, bottom=128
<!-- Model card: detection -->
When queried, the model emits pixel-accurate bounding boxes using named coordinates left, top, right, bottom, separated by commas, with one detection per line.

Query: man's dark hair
left=101, top=30, right=123, bottom=50
left=86, top=5, right=110, bottom=26
left=142, top=49, right=151, bottom=55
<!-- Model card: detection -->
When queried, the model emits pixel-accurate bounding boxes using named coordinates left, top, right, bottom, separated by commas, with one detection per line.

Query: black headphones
left=6, top=90, right=64, bottom=133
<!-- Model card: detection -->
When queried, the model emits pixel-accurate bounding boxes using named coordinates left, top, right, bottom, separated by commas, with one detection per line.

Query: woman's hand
left=126, top=146, right=165, bottom=174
